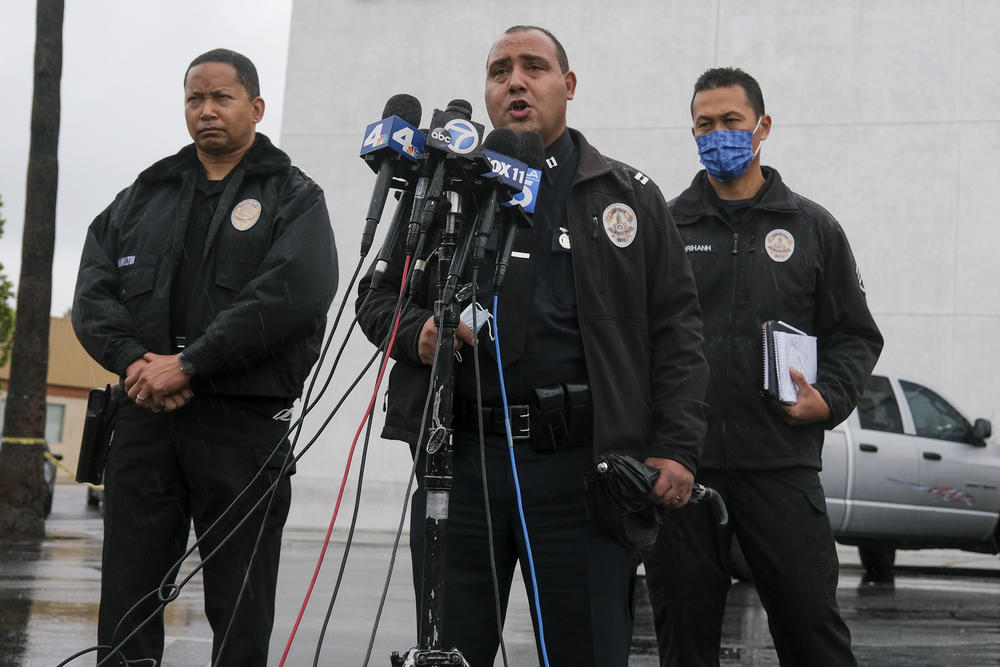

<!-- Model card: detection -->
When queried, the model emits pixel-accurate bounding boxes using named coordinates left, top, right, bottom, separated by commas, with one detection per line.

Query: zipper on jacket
left=722, top=230, right=740, bottom=468
left=592, top=215, right=599, bottom=239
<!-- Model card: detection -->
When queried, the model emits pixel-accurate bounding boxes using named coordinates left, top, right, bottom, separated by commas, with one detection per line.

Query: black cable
left=312, top=261, right=416, bottom=664
left=311, top=405, right=374, bottom=666
left=94, top=312, right=377, bottom=667
left=54, top=645, right=117, bottom=667
left=471, top=264, right=510, bottom=666
left=361, top=312, right=441, bottom=667
left=97, top=586, right=179, bottom=667
left=212, top=450, right=286, bottom=665
left=220, top=259, right=376, bottom=664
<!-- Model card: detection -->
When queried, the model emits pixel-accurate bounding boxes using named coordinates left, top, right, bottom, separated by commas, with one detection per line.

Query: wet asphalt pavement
left=2, top=483, right=999, bottom=666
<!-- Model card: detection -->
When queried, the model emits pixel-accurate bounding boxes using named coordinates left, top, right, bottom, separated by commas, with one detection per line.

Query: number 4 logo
left=363, top=122, right=386, bottom=149
left=391, top=125, right=416, bottom=156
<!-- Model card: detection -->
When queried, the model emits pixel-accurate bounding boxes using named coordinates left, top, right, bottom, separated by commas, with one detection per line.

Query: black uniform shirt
left=169, top=168, right=231, bottom=344
left=516, top=128, right=586, bottom=392
left=455, top=129, right=588, bottom=407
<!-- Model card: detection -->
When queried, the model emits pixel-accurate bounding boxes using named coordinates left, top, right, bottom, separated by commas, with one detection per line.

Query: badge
left=231, top=198, right=262, bottom=231
left=558, top=227, right=571, bottom=250
left=602, top=203, right=637, bottom=248
left=764, top=228, right=794, bottom=262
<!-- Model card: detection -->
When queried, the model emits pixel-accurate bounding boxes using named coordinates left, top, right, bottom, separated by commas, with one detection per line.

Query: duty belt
left=453, top=383, right=593, bottom=453
left=454, top=402, right=532, bottom=441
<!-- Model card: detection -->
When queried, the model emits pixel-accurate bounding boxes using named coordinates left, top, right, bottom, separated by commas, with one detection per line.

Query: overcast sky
left=0, top=0, right=293, bottom=317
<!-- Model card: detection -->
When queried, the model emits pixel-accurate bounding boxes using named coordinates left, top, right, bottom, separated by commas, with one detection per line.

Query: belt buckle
left=509, top=405, right=531, bottom=441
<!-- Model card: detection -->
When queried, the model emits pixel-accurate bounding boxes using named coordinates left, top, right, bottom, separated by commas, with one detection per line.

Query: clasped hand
left=125, top=352, right=194, bottom=412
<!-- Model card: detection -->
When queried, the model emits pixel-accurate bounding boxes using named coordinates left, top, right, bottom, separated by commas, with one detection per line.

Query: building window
left=45, top=403, right=65, bottom=443
left=0, top=399, right=66, bottom=444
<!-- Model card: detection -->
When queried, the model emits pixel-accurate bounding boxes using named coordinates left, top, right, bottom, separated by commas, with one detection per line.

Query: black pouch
left=530, top=386, right=571, bottom=453
left=564, top=383, right=592, bottom=444
left=583, top=453, right=668, bottom=551
left=76, top=384, right=122, bottom=484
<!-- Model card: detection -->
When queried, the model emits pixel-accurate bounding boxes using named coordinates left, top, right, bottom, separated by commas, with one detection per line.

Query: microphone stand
left=391, top=179, right=471, bottom=667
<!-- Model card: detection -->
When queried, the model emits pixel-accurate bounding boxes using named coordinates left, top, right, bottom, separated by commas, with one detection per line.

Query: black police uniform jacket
left=356, top=129, right=709, bottom=472
left=73, top=134, right=338, bottom=399
left=670, top=167, right=883, bottom=470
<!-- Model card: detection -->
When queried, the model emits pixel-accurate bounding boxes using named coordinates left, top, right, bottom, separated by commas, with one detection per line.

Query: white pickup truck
left=729, top=372, right=999, bottom=580
left=819, top=372, right=1000, bottom=577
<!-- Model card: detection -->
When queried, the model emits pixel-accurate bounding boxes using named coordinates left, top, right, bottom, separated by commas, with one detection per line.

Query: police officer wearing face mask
left=642, top=68, right=883, bottom=666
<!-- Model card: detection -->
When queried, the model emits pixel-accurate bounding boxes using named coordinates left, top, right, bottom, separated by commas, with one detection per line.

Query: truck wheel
left=858, top=542, right=896, bottom=583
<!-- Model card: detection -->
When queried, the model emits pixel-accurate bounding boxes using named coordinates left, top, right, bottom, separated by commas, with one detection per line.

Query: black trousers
left=409, top=431, right=636, bottom=666
left=643, top=467, right=857, bottom=667
left=97, top=395, right=292, bottom=666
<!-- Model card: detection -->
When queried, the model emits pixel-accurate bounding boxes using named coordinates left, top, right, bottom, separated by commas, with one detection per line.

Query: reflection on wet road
left=2, top=485, right=998, bottom=666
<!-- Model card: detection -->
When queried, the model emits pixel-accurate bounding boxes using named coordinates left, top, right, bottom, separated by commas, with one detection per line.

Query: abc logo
left=443, top=119, right=480, bottom=154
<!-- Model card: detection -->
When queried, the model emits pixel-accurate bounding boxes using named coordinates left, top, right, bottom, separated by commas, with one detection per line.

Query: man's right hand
left=418, top=316, right=476, bottom=365
left=125, top=357, right=194, bottom=412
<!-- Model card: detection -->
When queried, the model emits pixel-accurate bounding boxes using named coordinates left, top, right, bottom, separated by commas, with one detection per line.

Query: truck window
left=857, top=375, right=903, bottom=433
left=899, top=380, right=971, bottom=443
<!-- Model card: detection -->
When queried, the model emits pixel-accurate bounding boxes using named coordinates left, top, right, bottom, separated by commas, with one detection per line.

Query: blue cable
left=491, top=294, right=551, bottom=667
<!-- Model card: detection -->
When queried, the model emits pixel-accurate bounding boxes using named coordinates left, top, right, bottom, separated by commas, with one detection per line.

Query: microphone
left=426, top=99, right=489, bottom=172
left=441, top=128, right=522, bottom=304
left=471, top=128, right=524, bottom=265
left=409, top=100, right=488, bottom=297
left=493, top=131, right=545, bottom=294
left=359, top=94, right=424, bottom=256
left=370, top=189, right=415, bottom=291
left=505, top=130, right=545, bottom=215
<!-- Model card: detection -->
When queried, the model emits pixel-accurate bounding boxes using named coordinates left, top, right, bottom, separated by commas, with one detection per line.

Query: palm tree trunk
left=0, top=0, right=64, bottom=539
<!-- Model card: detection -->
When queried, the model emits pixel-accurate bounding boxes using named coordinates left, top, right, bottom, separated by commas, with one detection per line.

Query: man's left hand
left=775, top=366, right=831, bottom=426
left=645, top=457, right=694, bottom=508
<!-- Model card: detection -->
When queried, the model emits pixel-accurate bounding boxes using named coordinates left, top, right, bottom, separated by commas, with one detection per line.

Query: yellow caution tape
left=43, top=451, right=104, bottom=491
left=1, top=436, right=47, bottom=445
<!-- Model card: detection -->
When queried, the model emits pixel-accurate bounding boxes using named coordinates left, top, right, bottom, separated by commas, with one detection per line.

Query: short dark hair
left=691, top=67, right=764, bottom=119
left=502, top=25, right=570, bottom=73
left=184, top=48, right=260, bottom=99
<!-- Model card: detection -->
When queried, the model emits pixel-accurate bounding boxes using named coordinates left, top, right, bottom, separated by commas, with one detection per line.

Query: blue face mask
left=695, top=117, right=763, bottom=182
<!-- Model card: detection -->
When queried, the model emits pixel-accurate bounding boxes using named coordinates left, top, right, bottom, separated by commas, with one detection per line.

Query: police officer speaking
left=356, top=25, right=708, bottom=667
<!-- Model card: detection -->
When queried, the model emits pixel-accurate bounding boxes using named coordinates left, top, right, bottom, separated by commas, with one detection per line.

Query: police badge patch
left=602, top=203, right=637, bottom=248
left=231, top=199, right=262, bottom=231
left=764, top=228, right=795, bottom=262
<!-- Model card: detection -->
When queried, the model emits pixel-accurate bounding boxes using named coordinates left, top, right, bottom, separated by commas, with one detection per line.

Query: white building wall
left=280, top=0, right=1000, bottom=529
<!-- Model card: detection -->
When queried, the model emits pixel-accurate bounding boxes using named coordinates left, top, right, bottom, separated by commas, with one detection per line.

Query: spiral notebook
left=762, top=320, right=817, bottom=405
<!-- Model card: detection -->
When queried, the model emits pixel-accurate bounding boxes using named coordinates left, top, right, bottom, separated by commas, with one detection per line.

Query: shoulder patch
left=634, top=171, right=650, bottom=186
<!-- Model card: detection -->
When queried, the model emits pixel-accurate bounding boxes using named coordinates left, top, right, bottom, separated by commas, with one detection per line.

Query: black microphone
left=515, top=130, right=545, bottom=222
left=493, top=131, right=545, bottom=294
left=404, top=130, right=438, bottom=255
left=360, top=94, right=422, bottom=256
left=409, top=100, right=486, bottom=297
left=470, top=128, right=522, bottom=265
left=446, top=98, right=472, bottom=119
left=441, top=128, right=521, bottom=304
left=370, top=189, right=415, bottom=291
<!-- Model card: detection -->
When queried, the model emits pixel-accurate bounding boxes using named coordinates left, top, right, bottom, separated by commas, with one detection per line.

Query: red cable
left=278, top=256, right=412, bottom=666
